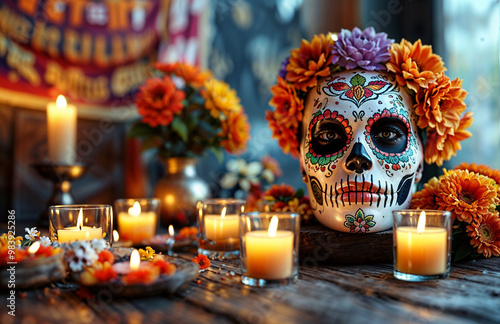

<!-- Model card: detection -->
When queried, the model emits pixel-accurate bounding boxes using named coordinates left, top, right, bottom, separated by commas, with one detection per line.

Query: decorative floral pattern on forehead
left=266, top=26, right=473, bottom=166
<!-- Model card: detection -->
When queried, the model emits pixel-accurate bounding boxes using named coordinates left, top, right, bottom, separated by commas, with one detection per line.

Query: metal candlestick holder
left=32, top=162, right=90, bottom=227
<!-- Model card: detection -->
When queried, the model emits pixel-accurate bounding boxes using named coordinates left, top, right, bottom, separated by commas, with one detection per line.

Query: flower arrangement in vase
left=129, top=62, right=251, bottom=227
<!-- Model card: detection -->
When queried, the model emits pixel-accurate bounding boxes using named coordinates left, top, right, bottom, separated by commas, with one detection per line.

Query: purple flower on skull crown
left=278, top=56, right=290, bottom=79
left=332, top=27, right=394, bottom=71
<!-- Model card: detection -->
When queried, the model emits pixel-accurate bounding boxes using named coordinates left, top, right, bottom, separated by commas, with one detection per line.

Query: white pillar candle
left=47, top=95, right=77, bottom=164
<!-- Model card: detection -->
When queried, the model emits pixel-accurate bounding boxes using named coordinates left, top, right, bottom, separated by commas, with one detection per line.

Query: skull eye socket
left=311, top=120, right=348, bottom=156
left=370, top=117, right=408, bottom=153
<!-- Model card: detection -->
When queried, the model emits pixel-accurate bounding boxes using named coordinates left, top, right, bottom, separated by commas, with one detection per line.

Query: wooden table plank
left=1, top=255, right=499, bottom=324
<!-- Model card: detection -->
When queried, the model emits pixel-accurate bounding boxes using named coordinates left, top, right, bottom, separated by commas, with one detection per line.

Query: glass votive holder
left=197, top=198, right=246, bottom=260
left=392, top=209, right=452, bottom=282
left=114, top=198, right=160, bottom=244
left=240, top=212, right=300, bottom=287
left=49, top=204, right=113, bottom=245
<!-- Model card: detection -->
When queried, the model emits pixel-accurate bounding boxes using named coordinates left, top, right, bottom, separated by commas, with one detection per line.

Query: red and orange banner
left=0, top=0, right=170, bottom=108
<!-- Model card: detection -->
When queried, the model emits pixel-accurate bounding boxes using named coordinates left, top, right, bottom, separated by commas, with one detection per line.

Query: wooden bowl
left=1, top=253, right=66, bottom=289
left=73, top=258, right=199, bottom=297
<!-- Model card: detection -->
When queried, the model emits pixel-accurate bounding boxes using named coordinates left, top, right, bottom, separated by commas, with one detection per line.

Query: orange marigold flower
left=266, top=110, right=300, bottom=158
left=97, top=250, right=115, bottom=264
left=219, top=110, right=251, bottom=155
left=192, top=254, right=211, bottom=270
left=177, top=226, right=198, bottom=240
left=410, top=176, right=440, bottom=209
left=93, top=262, right=118, bottom=282
left=466, top=212, right=500, bottom=258
left=415, top=73, right=467, bottom=135
left=455, top=163, right=500, bottom=186
left=286, top=33, right=335, bottom=92
left=203, top=79, right=241, bottom=118
left=436, top=169, right=498, bottom=223
left=264, top=183, right=296, bottom=201
left=424, top=112, right=473, bottom=166
left=269, top=76, right=305, bottom=129
left=387, top=39, right=446, bottom=92
left=136, top=76, right=186, bottom=127
left=123, top=265, right=159, bottom=284
left=154, top=62, right=212, bottom=88
left=152, top=255, right=177, bottom=275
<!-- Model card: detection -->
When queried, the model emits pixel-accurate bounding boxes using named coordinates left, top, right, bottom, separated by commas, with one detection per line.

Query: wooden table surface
left=1, top=250, right=499, bottom=324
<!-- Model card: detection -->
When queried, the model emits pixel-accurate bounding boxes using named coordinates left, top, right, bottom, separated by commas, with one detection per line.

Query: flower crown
left=266, top=27, right=473, bottom=166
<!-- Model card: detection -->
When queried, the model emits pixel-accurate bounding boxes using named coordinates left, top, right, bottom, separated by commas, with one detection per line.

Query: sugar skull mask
left=299, top=69, right=424, bottom=233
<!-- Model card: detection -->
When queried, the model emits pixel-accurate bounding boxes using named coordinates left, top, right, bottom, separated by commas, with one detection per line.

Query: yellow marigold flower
left=139, top=246, right=156, bottom=260
left=203, top=79, right=241, bottom=118
left=154, top=62, right=212, bottom=88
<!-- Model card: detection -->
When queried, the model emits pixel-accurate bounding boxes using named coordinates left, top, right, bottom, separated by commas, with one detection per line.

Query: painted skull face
left=300, top=69, right=424, bottom=233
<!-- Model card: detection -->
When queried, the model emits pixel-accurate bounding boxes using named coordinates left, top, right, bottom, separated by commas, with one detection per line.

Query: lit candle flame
left=417, top=211, right=426, bottom=233
left=56, top=94, right=67, bottom=108
left=128, top=201, right=141, bottom=217
left=28, top=241, right=40, bottom=254
left=168, top=225, right=174, bottom=237
left=130, top=249, right=140, bottom=271
left=221, top=207, right=227, bottom=219
left=268, top=216, right=278, bottom=238
left=113, top=230, right=119, bottom=242
left=77, top=208, right=83, bottom=230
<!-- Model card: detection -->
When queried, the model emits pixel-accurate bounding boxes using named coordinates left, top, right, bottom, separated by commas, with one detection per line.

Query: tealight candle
left=240, top=212, right=300, bottom=287
left=393, top=210, right=451, bottom=281
left=49, top=204, right=112, bottom=245
left=197, top=199, right=246, bottom=259
left=57, top=208, right=103, bottom=243
left=114, top=198, right=160, bottom=244
left=47, top=94, right=77, bottom=164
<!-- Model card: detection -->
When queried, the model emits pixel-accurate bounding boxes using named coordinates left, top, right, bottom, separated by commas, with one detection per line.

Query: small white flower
left=64, top=240, right=98, bottom=272
left=262, top=169, right=275, bottom=183
left=39, top=236, right=51, bottom=246
left=90, top=238, right=107, bottom=253
left=25, top=227, right=39, bottom=241
left=220, top=173, right=239, bottom=189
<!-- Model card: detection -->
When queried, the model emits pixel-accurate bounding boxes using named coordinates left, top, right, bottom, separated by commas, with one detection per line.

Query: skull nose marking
left=345, top=142, right=373, bottom=174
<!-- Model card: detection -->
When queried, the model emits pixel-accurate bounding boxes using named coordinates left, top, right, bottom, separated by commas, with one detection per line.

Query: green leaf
left=171, top=118, right=189, bottom=142
left=452, top=239, right=474, bottom=262
left=294, top=188, right=305, bottom=199
left=346, top=216, right=355, bottom=224
left=365, top=215, right=374, bottom=222
left=128, top=122, right=157, bottom=138
left=350, top=74, right=366, bottom=86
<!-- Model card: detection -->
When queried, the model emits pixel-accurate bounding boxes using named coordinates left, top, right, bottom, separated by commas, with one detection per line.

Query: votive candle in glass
left=114, top=198, right=160, bottom=244
left=197, top=198, right=246, bottom=260
left=240, top=212, right=299, bottom=287
left=392, top=209, right=452, bottom=281
left=49, top=204, right=113, bottom=245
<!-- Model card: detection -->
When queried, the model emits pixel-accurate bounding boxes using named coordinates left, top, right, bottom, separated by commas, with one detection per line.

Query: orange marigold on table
left=123, top=265, right=160, bottom=285
left=192, top=254, right=211, bottom=270
left=466, top=212, right=500, bottom=258
left=411, top=163, right=500, bottom=261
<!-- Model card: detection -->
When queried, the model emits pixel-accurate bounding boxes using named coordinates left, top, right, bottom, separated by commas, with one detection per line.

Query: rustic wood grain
left=1, top=254, right=499, bottom=324
left=300, top=224, right=393, bottom=264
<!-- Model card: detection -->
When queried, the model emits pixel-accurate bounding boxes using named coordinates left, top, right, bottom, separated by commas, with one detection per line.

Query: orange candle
left=395, top=211, right=447, bottom=275
left=244, top=216, right=294, bottom=279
